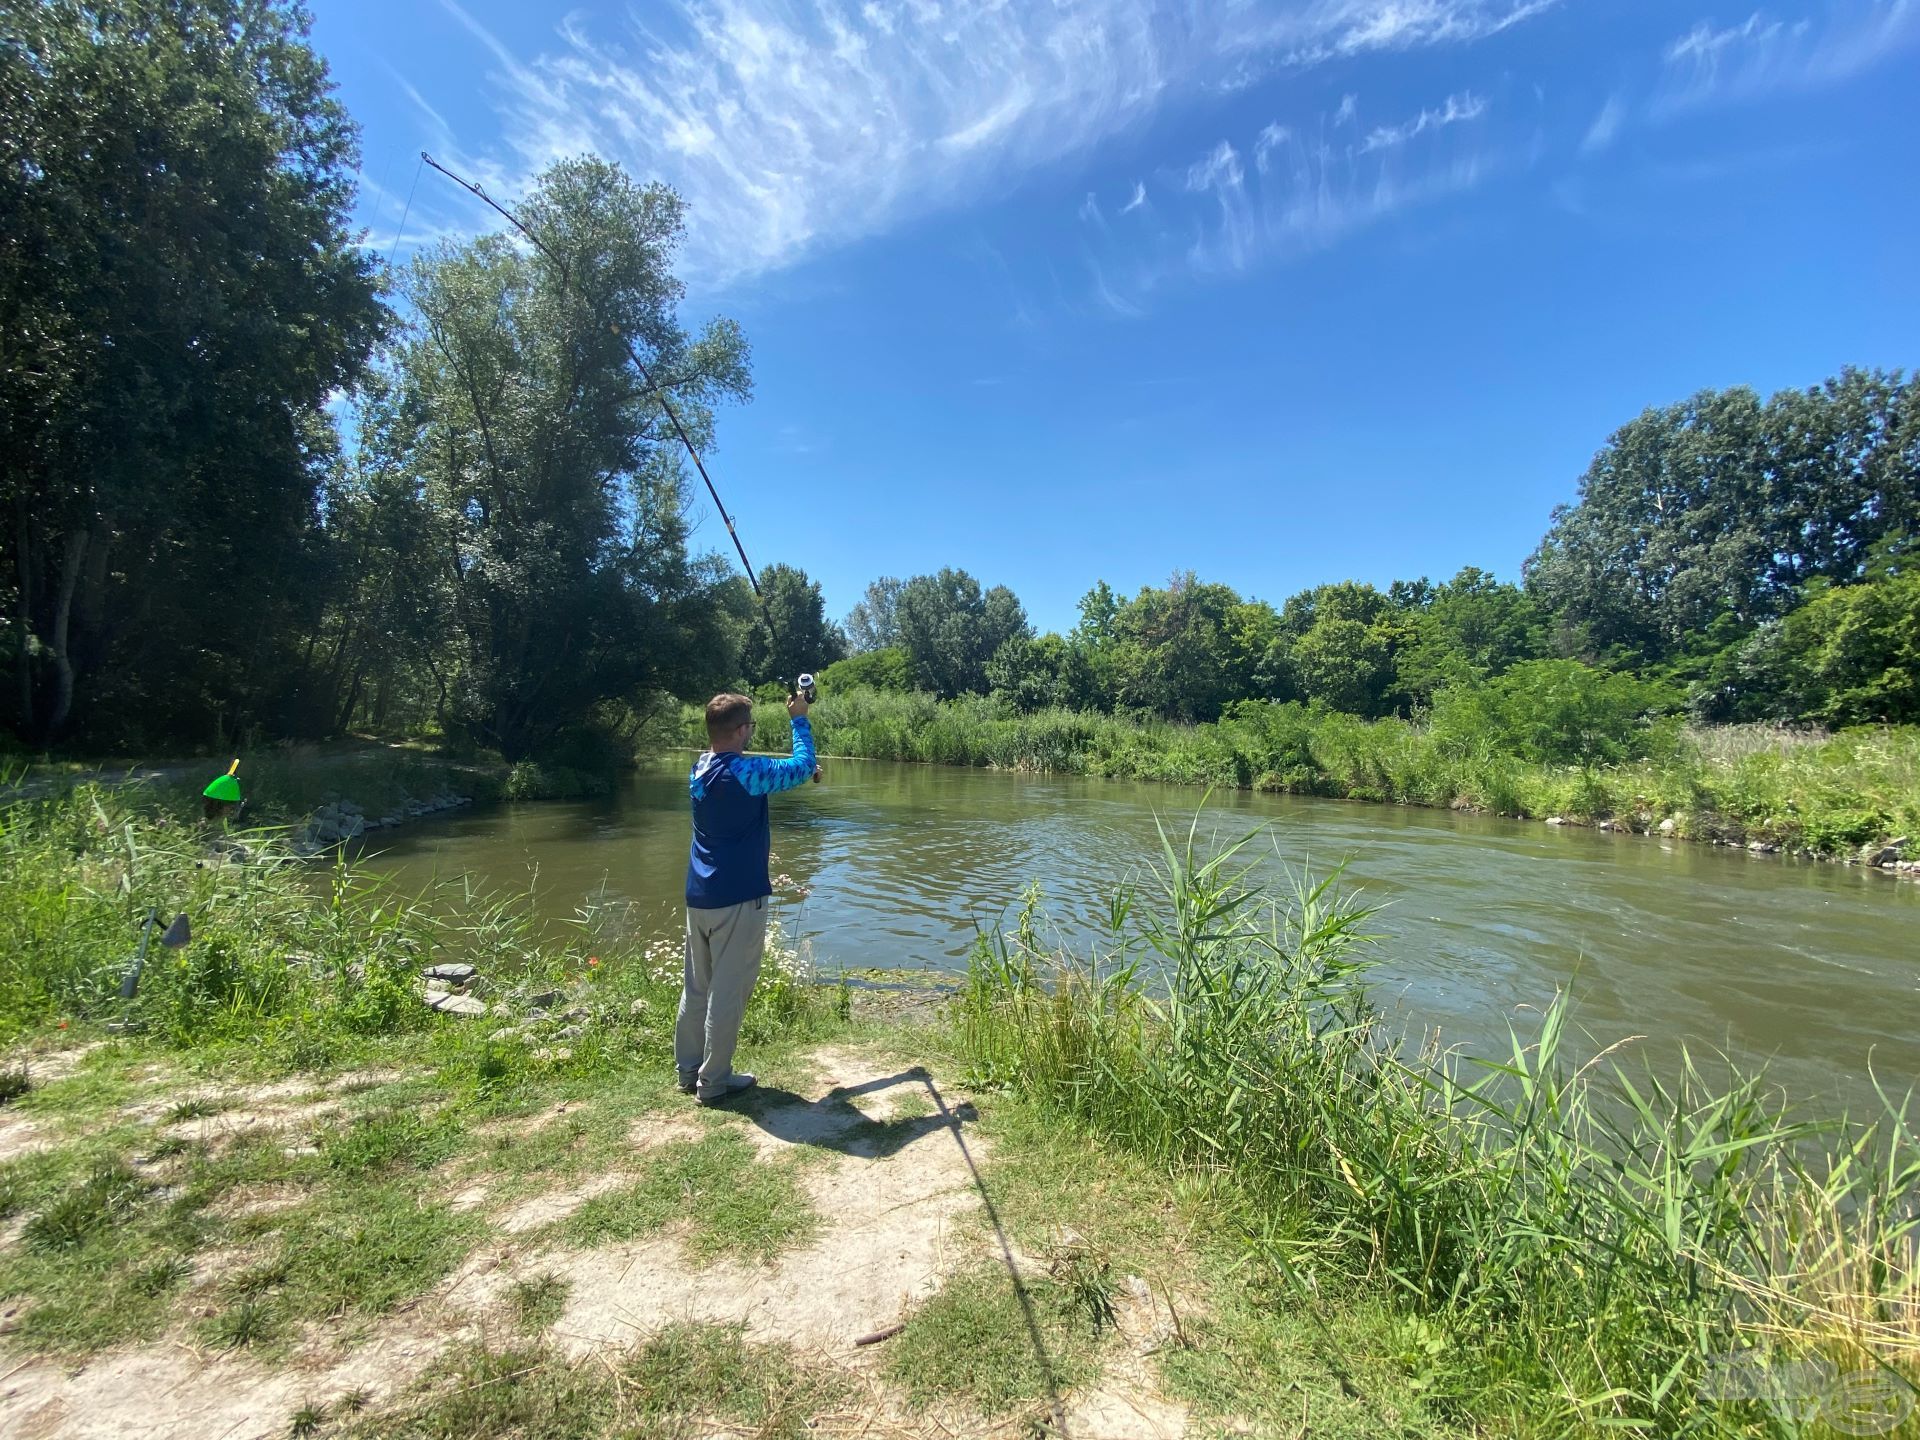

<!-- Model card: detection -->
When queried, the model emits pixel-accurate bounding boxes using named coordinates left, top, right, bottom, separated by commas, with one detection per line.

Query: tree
left=986, top=633, right=1072, bottom=713
left=1525, top=371, right=1920, bottom=666
left=382, top=156, right=751, bottom=759
left=1737, top=569, right=1920, bottom=726
left=1394, top=567, right=1543, bottom=704
left=741, top=563, right=846, bottom=686
left=1272, top=582, right=1409, bottom=716
left=844, top=577, right=904, bottom=653
left=0, top=0, right=384, bottom=743
left=818, top=646, right=911, bottom=692
left=1105, top=573, right=1254, bottom=722
left=893, top=569, right=1030, bottom=698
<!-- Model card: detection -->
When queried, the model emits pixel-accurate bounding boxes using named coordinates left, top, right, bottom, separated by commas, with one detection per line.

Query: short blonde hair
left=705, top=693, right=754, bottom=743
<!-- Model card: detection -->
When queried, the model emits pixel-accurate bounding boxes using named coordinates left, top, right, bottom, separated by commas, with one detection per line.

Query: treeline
left=3, top=2, right=1914, bottom=765
left=820, top=368, right=1919, bottom=731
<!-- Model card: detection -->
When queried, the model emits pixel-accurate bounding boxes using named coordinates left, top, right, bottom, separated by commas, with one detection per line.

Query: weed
left=0, top=1067, right=29, bottom=1104
left=508, top=1272, right=570, bottom=1334
left=202, top=1295, right=287, bottom=1351
left=23, top=1162, right=143, bottom=1251
left=953, top=809, right=1920, bottom=1434
left=288, top=1400, right=327, bottom=1437
left=166, top=1094, right=227, bottom=1121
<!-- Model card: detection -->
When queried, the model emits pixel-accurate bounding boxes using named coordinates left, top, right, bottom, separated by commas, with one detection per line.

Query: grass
left=692, top=687, right=1920, bottom=858
left=349, top=1326, right=847, bottom=1439
left=508, top=1272, right=570, bottom=1334
left=560, top=1128, right=819, bottom=1265
left=945, top=808, right=1920, bottom=1436
left=883, top=1262, right=1098, bottom=1417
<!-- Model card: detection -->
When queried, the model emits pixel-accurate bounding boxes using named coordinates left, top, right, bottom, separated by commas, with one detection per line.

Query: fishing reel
left=795, top=673, right=821, bottom=783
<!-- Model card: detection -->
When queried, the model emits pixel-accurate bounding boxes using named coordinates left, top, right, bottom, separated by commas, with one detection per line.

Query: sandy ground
left=0, top=1045, right=1193, bottom=1440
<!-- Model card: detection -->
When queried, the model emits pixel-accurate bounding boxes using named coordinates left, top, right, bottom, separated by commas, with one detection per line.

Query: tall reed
left=951, top=811, right=1919, bottom=1434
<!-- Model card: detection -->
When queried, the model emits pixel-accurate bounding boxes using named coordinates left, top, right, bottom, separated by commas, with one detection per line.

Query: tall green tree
left=1394, top=567, right=1543, bottom=704
left=1525, top=371, right=1919, bottom=666
left=381, top=156, right=751, bottom=759
left=893, top=568, right=1030, bottom=698
left=1106, top=573, right=1258, bottom=722
left=741, top=563, right=846, bottom=686
left=843, top=576, right=903, bottom=653
left=1272, top=581, right=1410, bottom=717
left=1737, top=568, right=1920, bottom=726
left=0, top=0, right=384, bottom=743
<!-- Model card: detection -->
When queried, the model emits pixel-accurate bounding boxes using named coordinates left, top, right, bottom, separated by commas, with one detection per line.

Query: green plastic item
left=203, top=773, right=242, bottom=803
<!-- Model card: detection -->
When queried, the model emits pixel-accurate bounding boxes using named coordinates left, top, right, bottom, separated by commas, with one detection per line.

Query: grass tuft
left=507, top=1272, right=570, bottom=1334
left=23, top=1162, right=143, bottom=1251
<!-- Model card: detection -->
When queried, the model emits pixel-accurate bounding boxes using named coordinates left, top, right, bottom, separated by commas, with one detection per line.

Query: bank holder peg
left=118, top=910, right=193, bottom=1002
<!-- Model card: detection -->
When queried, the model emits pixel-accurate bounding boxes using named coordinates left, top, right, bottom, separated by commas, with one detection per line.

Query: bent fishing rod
left=419, top=152, right=815, bottom=711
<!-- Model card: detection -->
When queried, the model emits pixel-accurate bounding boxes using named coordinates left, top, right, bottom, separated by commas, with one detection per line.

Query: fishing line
left=418, top=152, right=774, bottom=629
left=384, top=152, right=425, bottom=269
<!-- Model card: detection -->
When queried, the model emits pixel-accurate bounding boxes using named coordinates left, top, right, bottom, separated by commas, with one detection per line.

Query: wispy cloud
left=432, top=0, right=1557, bottom=285
left=1333, top=93, right=1360, bottom=126
left=1576, top=2, right=1918, bottom=157
left=1654, top=1, right=1919, bottom=118
left=1079, top=89, right=1503, bottom=311
left=1359, top=91, right=1487, bottom=152
left=1120, top=181, right=1149, bottom=214
left=1581, top=94, right=1626, bottom=153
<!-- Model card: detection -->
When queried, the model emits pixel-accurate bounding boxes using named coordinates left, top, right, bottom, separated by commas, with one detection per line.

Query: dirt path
left=0, top=1043, right=1196, bottom=1439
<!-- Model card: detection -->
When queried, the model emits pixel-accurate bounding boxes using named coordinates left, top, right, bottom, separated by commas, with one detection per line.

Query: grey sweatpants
left=674, top=897, right=767, bottom=1093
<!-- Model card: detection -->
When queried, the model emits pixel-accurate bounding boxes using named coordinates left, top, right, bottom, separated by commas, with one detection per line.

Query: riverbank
left=690, top=689, right=1920, bottom=873
left=1, top=786, right=1912, bottom=1436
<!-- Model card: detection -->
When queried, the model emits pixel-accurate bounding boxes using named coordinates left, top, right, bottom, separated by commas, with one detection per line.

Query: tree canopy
left=1, top=0, right=384, bottom=744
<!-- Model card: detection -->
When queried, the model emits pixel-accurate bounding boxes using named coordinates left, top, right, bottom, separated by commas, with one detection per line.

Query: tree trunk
left=46, top=528, right=89, bottom=737
left=14, top=498, right=34, bottom=734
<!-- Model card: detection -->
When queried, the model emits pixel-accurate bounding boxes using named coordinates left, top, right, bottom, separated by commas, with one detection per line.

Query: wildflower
left=588, top=956, right=601, bottom=969
left=57, top=1020, right=68, bottom=1030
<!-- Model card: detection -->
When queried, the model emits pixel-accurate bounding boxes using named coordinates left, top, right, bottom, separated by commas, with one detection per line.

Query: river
left=359, top=756, right=1919, bottom=1113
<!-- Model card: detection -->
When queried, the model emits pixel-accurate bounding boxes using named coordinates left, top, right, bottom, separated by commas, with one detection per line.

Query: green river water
left=361, top=756, right=1919, bottom=1112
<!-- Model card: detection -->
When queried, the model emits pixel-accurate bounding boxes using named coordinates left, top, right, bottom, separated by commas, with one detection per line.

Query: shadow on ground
left=720, top=1066, right=979, bottom=1160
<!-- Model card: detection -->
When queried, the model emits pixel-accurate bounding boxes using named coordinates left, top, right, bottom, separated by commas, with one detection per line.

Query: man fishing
left=676, top=688, right=817, bottom=1104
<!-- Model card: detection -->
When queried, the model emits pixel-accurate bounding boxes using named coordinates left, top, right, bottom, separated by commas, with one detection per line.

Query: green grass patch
left=313, top=1107, right=464, bottom=1177
left=0, top=1156, right=212, bottom=1353
left=561, top=1129, right=818, bottom=1265
left=238, top=1180, right=484, bottom=1326
left=883, top=1262, right=1098, bottom=1417
left=348, top=1327, right=847, bottom=1439
left=508, top=1272, right=570, bottom=1334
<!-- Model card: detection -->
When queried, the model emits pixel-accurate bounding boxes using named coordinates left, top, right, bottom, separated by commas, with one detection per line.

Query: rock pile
left=292, top=792, right=476, bottom=856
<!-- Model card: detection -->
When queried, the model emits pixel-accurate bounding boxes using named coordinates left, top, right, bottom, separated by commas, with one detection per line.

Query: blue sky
left=314, top=0, right=1920, bottom=636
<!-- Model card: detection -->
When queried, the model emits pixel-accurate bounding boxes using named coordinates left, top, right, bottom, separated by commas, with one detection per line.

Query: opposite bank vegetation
left=0, top=781, right=1914, bottom=1437
left=688, top=685, right=1920, bottom=870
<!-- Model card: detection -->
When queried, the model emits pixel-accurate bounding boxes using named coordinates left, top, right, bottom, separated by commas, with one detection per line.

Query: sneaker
left=696, top=1072, right=756, bottom=1105
left=676, top=1069, right=699, bottom=1095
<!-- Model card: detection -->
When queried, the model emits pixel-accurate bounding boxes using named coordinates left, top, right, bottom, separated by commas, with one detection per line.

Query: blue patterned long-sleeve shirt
left=685, top=716, right=815, bottom=908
